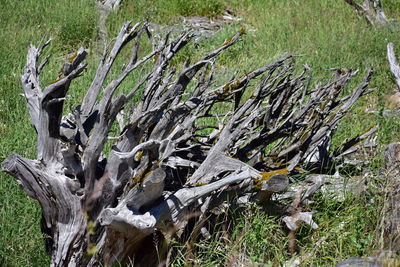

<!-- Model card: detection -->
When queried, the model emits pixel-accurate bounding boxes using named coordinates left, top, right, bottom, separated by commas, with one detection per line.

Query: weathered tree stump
left=1, top=21, right=373, bottom=266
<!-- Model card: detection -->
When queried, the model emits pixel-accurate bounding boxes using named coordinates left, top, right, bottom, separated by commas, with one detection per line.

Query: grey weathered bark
left=344, top=0, right=390, bottom=26
left=379, top=47, right=400, bottom=251
left=382, top=142, right=400, bottom=253
left=387, top=43, right=400, bottom=91
left=1, top=21, right=374, bottom=266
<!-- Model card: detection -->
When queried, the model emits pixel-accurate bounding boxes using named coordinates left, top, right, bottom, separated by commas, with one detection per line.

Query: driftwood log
left=344, top=0, right=390, bottom=26
left=1, top=21, right=373, bottom=266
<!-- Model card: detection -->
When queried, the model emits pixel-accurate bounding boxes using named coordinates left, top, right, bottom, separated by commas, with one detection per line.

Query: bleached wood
left=2, top=20, right=374, bottom=266
left=388, top=43, right=400, bottom=91
left=383, top=142, right=400, bottom=252
left=344, top=0, right=390, bottom=26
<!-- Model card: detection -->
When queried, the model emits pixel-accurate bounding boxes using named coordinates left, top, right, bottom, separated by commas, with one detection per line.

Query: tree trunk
left=1, top=21, right=373, bottom=266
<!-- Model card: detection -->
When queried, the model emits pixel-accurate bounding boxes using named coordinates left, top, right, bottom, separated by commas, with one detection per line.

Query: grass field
left=1, top=0, right=400, bottom=266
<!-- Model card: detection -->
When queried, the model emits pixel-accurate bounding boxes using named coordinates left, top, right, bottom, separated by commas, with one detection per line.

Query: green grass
left=170, top=207, right=290, bottom=266
left=169, top=188, right=381, bottom=266
left=296, top=191, right=380, bottom=266
left=1, top=0, right=400, bottom=266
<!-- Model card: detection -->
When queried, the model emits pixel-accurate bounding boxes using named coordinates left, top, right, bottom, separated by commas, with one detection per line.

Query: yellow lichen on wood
left=293, top=166, right=306, bottom=173
left=260, top=169, right=289, bottom=181
left=131, top=175, right=142, bottom=187
left=339, top=68, right=346, bottom=75
left=319, top=99, right=329, bottom=111
left=167, top=126, right=176, bottom=135
left=228, top=79, right=242, bottom=90
left=67, top=51, right=78, bottom=63
left=58, top=66, right=64, bottom=77
left=47, top=76, right=64, bottom=85
left=362, top=125, right=376, bottom=135
left=86, top=243, right=99, bottom=257
left=143, top=171, right=153, bottom=180
left=131, top=169, right=146, bottom=187
left=253, top=168, right=289, bottom=189
left=87, top=220, right=96, bottom=235
left=225, top=154, right=240, bottom=160
left=134, top=151, right=143, bottom=161
left=219, top=79, right=243, bottom=98
left=223, top=37, right=233, bottom=46
left=130, top=170, right=153, bottom=188
left=299, top=131, right=311, bottom=143
left=152, top=52, right=159, bottom=64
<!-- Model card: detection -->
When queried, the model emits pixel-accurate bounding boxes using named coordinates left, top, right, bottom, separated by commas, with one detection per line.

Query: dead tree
left=344, top=0, right=390, bottom=26
left=387, top=43, right=400, bottom=91
left=1, top=21, right=373, bottom=266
